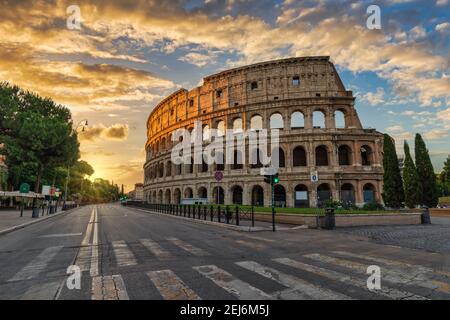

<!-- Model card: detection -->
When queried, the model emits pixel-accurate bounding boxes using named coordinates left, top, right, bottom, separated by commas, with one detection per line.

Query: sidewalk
left=0, top=206, right=64, bottom=234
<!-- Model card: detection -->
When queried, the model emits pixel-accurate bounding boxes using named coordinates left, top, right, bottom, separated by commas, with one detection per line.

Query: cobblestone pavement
left=336, top=217, right=450, bottom=254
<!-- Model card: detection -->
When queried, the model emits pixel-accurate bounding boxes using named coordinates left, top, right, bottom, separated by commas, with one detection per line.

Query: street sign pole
left=271, top=180, right=275, bottom=232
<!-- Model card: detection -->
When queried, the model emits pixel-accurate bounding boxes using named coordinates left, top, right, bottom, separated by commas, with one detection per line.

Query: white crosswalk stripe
left=236, top=260, right=351, bottom=300
left=304, top=253, right=449, bottom=293
left=112, top=240, right=137, bottom=267
left=193, top=265, right=272, bottom=300
left=147, top=270, right=200, bottom=300
left=139, top=238, right=172, bottom=259
left=273, top=257, right=427, bottom=300
left=9, top=246, right=64, bottom=282
left=167, top=237, right=210, bottom=256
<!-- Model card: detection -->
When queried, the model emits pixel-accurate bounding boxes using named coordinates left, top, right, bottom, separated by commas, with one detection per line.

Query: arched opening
left=315, top=145, right=329, bottom=166
left=313, top=110, right=326, bottom=128
left=251, top=185, right=264, bottom=206
left=202, top=124, right=210, bottom=141
left=158, top=163, right=164, bottom=177
left=216, top=120, right=225, bottom=136
left=272, top=147, right=285, bottom=168
left=232, top=150, right=243, bottom=169
left=173, top=188, right=181, bottom=204
left=200, top=158, right=208, bottom=173
left=363, top=183, right=376, bottom=203
left=186, top=157, right=194, bottom=174
left=250, top=148, right=263, bottom=168
left=161, top=137, right=166, bottom=151
left=338, top=145, right=352, bottom=166
left=232, top=186, right=243, bottom=205
left=165, top=189, right=171, bottom=204
left=215, top=151, right=224, bottom=171
left=291, top=111, right=305, bottom=129
left=335, top=110, right=346, bottom=128
left=166, top=161, right=172, bottom=176
left=158, top=190, right=163, bottom=203
left=152, top=191, right=157, bottom=203
left=270, top=113, right=284, bottom=129
left=212, top=186, right=224, bottom=204
left=317, top=183, right=332, bottom=207
left=293, top=146, right=307, bottom=166
left=361, top=145, right=373, bottom=166
left=198, top=187, right=207, bottom=199
left=232, top=118, right=243, bottom=133
left=175, top=163, right=182, bottom=175
left=184, top=188, right=193, bottom=199
left=294, top=184, right=309, bottom=208
left=340, top=183, right=355, bottom=205
left=250, top=115, right=263, bottom=130
left=274, top=185, right=286, bottom=207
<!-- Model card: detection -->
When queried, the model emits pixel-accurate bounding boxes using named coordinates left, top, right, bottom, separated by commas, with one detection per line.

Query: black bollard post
left=323, top=207, right=335, bottom=230
left=421, top=206, right=431, bottom=224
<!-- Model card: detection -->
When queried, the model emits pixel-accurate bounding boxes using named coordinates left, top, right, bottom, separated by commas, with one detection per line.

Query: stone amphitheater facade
left=143, top=56, right=384, bottom=208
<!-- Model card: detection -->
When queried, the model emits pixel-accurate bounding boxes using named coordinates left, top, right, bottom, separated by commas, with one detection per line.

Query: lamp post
left=63, top=119, right=88, bottom=209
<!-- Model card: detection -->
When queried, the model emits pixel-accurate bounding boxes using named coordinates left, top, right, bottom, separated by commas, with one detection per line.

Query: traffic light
left=273, top=173, right=279, bottom=184
left=264, top=173, right=280, bottom=184
left=264, top=175, right=272, bottom=184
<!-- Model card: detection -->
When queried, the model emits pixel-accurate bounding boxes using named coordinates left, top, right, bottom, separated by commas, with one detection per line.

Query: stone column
left=224, top=182, right=231, bottom=205
left=243, top=182, right=251, bottom=205
left=310, top=186, right=318, bottom=208
left=305, top=109, right=313, bottom=129
left=286, top=184, right=294, bottom=208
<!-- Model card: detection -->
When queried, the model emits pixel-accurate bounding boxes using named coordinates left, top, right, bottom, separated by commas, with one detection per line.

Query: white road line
left=193, top=265, right=272, bottom=300
left=167, top=237, right=210, bottom=256
left=305, top=253, right=446, bottom=293
left=147, top=270, right=200, bottom=300
left=9, top=246, right=64, bottom=281
left=139, top=238, right=172, bottom=259
left=90, top=206, right=99, bottom=277
left=236, top=261, right=351, bottom=300
left=243, top=235, right=276, bottom=243
left=40, top=233, right=82, bottom=238
left=91, top=275, right=129, bottom=300
left=274, top=257, right=427, bottom=300
left=112, top=240, right=137, bottom=267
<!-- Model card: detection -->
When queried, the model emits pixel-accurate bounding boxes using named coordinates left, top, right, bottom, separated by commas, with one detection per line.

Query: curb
left=0, top=207, right=80, bottom=237
left=128, top=206, right=270, bottom=232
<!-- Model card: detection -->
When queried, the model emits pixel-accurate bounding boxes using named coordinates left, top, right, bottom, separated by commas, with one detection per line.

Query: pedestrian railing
left=124, top=201, right=255, bottom=227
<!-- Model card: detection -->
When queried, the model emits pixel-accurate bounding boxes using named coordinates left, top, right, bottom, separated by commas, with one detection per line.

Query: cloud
left=79, top=124, right=129, bottom=141
left=423, top=128, right=450, bottom=140
left=178, top=52, right=217, bottom=67
left=435, top=22, right=450, bottom=33
left=361, top=88, right=385, bottom=106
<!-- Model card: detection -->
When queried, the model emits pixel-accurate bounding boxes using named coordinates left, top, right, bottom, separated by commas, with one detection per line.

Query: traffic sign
left=42, top=185, right=51, bottom=196
left=19, top=183, right=30, bottom=194
left=310, top=171, right=318, bottom=183
left=214, top=171, right=223, bottom=182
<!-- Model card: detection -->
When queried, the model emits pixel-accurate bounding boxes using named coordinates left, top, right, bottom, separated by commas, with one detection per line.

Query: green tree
left=0, top=83, right=79, bottom=193
left=441, top=155, right=450, bottom=184
left=403, top=141, right=421, bottom=208
left=415, top=133, right=438, bottom=207
left=382, top=134, right=404, bottom=208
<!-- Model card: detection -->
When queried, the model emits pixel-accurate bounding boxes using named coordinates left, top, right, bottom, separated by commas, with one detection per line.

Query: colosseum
left=144, top=56, right=384, bottom=208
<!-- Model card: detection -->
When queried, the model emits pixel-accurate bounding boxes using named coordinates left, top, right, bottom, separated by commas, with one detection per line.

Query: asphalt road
left=1, top=204, right=450, bottom=300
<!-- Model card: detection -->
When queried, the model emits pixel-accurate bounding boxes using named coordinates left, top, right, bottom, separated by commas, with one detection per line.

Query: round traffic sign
left=214, top=171, right=223, bottom=182
left=19, top=183, right=30, bottom=194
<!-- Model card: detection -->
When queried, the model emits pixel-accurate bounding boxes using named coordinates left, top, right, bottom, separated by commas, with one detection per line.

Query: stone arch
left=338, top=145, right=352, bottom=166
left=184, top=187, right=193, bottom=199
left=361, top=145, right=373, bottom=166
left=165, top=189, right=171, bottom=204
left=271, top=147, right=285, bottom=168
left=215, top=120, right=225, bottom=136
left=231, top=185, right=243, bottom=205
left=166, top=160, right=172, bottom=176
left=250, top=114, right=263, bottom=130
left=313, top=110, right=326, bottom=128
left=340, top=183, right=355, bottom=205
left=317, top=183, right=332, bottom=207
left=158, top=189, right=163, bottom=203
left=294, top=184, right=309, bottom=208
left=173, top=188, right=181, bottom=204
left=363, top=183, right=376, bottom=203
left=274, top=184, right=286, bottom=207
left=232, top=117, right=243, bottom=132
left=291, top=111, right=305, bottom=128
left=270, top=112, right=284, bottom=129
left=202, top=124, right=210, bottom=141
left=198, top=186, right=207, bottom=199
left=334, top=109, right=346, bottom=128
left=315, top=145, right=329, bottom=166
left=293, top=146, right=307, bottom=166
left=212, top=186, right=224, bottom=204
left=152, top=190, right=157, bottom=202
left=251, top=185, right=264, bottom=206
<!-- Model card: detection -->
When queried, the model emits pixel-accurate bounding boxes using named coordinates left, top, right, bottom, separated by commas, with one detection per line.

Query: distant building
left=127, top=183, right=144, bottom=201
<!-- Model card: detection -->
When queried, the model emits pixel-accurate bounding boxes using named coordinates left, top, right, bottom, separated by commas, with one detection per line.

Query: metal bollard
left=235, top=205, right=240, bottom=226
left=421, top=206, right=431, bottom=224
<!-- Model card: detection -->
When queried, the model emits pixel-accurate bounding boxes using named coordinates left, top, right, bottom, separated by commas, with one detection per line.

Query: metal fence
left=124, top=201, right=255, bottom=227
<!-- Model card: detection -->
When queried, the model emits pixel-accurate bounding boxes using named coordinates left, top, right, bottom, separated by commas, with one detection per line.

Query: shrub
left=362, top=201, right=384, bottom=211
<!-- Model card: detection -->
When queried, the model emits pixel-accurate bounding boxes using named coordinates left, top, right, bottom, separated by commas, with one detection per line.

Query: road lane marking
left=8, top=246, right=64, bottom=281
left=305, top=253, right=448, bottom=293
left=193, top=265, right=271, bottom=300
left=242, top=235, right=276, bottom=243
left=147, top=270, right=200, bottom=300
left=234, top=239, right=267, bottom=250
left=139, top=238, right=172, bottom=259
left=167, top=237, right=210, bottom=256
left=112, top=240, right=137, bottom=267
left=236, top=260, right=351, bottom=300
left=90, top=206, right=99, bottom=277
left=81, top=207, right=96, bottom=246
left=91, top=275, right=129, bottom=300
left=273, top=257, right=427, bottom=300
left=40, top=233, right=82, bottom=238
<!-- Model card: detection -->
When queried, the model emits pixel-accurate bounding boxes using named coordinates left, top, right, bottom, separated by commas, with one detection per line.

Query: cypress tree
left=382, top=134, right=404, bottom=208
left=403, top=141, right=421, bottom=208
left=414, top=133, right=438, bottom=207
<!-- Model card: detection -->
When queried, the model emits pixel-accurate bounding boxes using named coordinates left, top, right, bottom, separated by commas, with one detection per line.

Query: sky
left=0, top=0, right=449, bottom=192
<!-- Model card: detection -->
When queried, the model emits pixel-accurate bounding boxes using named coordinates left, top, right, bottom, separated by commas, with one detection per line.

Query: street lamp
left=63, top=119, right=88, bottom=209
